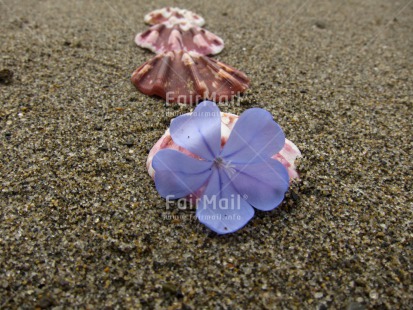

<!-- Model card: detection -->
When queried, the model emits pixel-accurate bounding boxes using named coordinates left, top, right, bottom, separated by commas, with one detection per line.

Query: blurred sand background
left=0, top=0, right=412, bottom=308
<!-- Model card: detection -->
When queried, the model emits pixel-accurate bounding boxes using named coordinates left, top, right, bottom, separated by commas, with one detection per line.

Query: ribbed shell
left=144, top=7, right=205, bottom=26
left=131, top=51, right=250, bottom=104
left=135, top=22, right=224, bottom=55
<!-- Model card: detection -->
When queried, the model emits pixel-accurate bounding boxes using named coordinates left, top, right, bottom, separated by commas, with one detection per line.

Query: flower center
left=214, top=157, right=236, bottom=176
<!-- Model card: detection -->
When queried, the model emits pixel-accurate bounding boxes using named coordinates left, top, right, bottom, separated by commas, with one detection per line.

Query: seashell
left=146, top=112, right=301, bottom=182
left=144, top=7, right=205, bottom=27
left=131, top=50, right=250, bottom=104
left=135, top=22, right=224, bottom=55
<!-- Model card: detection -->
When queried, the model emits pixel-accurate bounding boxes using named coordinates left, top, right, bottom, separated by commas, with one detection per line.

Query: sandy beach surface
left=1, top=0, right=412, bottom=308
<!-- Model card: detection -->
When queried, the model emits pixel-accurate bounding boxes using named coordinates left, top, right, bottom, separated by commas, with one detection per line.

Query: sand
left=0, top=0, right=412, bottom=308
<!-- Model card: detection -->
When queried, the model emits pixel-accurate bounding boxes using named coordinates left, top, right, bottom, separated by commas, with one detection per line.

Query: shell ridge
left=185, top=53, right=209, bottom=98
left=167, top=26, right=185, bottom=52
left=153, top=53, right=172, bottom=95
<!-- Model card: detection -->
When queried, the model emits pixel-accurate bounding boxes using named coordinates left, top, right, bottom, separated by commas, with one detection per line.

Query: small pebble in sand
left=0, top=68, right=13, bottom=84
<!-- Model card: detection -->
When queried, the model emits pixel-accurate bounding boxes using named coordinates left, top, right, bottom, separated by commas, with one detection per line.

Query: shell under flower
left=131, top=51, right=250, bottom=104
left=144, top=7, right=205, bottom=27
left=147, top=112, right=301, bottom=181
left=135, top=22, right=224, bottom=55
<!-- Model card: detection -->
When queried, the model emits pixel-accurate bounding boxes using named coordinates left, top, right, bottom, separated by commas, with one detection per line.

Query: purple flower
left=152, top=101, right=290, bottom=234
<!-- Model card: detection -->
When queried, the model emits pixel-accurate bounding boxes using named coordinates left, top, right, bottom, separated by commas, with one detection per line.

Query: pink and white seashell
left=131, top=50, right=250, bottom=105
left=135, top=22, right=224, bottom=55
left=147, top=112, right=301, bottom=183
left=144, top=7, right=205, bottom=27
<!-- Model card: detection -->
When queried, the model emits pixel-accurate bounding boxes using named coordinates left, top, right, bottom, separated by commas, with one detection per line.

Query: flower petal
left=170, top=101, right=221, bottom=161
left=196, top=167, right=254, bottom=234
left=153, top=149, right=213, bottom=199
left=230, top=159, right=289, bottom=211
left=221, top=108, right=285, bottom=164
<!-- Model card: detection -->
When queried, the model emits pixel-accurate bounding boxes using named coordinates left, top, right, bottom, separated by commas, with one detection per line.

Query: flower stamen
left=214, top=157, right=236, bottom=177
